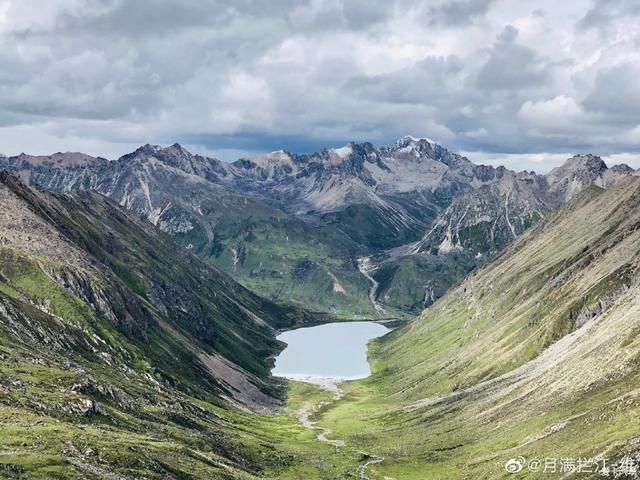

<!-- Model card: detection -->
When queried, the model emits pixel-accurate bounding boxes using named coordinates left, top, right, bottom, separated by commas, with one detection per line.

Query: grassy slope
left=282, top=178, right=640, bottom=479
left=373, top=252, right=477, bottom=315
left=182, top=213, right=377, bottom=320
left=0, top=291, right=360, bottom=480
left=0, top=174, right=357, bottom=479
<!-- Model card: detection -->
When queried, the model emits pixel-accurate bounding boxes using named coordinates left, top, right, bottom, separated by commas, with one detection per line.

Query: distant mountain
left=413, top=154, right=633, bottom=257
left=228, top=136, right=503, bottom=248
left=2, top=142, right=633, bottom=319
left=0, top=144, right=377, bottom=319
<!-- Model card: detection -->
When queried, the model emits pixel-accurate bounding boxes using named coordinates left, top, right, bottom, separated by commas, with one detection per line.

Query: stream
left=273, top=321, right=390, bottom=479
left=357, top=256, right=385, bottom=314
left=292, top=378, right=383, bottom=479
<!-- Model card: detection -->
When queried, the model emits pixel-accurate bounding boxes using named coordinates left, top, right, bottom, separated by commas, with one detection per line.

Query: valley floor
left=279, top=367, right=640, bottom=480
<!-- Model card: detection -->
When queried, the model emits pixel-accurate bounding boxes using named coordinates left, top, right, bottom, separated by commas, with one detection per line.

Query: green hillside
left=284, top=177, right=640, bottom=479
left=0, top=173, right=340, bottom=479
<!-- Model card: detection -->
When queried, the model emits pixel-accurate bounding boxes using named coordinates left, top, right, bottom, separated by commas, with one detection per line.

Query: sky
left=0, top=0, right=639, bottom=172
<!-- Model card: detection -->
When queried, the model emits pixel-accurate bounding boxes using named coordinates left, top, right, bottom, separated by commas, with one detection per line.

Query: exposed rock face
left=228, top=136, right=504, bottom=247
left=0, top=141, right=634, bottom=318
left=412, top=154, right=634, bottom=257
left=0, top=137, right=503, bottom=249
left=0, top=172, right=314, bottom=406
left=546, top=154, right=622, bottom=201
left=0, top=144, right=239, bottom=238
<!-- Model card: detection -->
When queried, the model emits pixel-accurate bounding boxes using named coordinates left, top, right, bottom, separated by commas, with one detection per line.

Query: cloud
left=582, top=62, right=640, bottom=124
left=476, top=26, right=549, bottom=91
left=578, top=0, right=640, bottom=35
left=519, top=95, right=582, bottom=133
left=0, top=0, right=638, bottom=168
left=427, top=0, right=495, bottom=27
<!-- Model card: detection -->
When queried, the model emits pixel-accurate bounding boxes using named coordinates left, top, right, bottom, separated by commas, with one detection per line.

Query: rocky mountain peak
left=159, top=142, right=191, bottom=158
left=383, top=136, right=476, bottom=173
left=8, top=151, right=102, bottom=168
left=546, top=153, right=611, bottom=202
left=135, top=143, right=162, bottom=156
left=561, top=153, right=607, bottom=173
left=609, top=163, right=634, bottom=175
left=118, top=143, right=229, bottom=181
left=547, top=154, right=609, bottom=182
left=388, top=136, right=438, bottom=158
left=392, top=135, right=435, bottom=150
left=248, top=150, right=294, bottom=166
left=327, top=144, right=354, bottom=163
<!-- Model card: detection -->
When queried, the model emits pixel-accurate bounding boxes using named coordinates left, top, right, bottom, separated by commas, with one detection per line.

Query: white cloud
left=0, top=1, right=9, bottom=30
left=0, top=0, right=638, bottom=167
left=519, top=95, right=582, bottom=133
left=461, top=151, right=576, bottom=173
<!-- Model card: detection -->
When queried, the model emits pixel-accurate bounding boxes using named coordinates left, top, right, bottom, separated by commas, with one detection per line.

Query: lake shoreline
left=272, top=321, right=390, bottom=380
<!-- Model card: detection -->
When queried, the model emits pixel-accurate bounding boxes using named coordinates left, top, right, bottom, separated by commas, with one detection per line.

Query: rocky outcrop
left=413, top=154, right=634, bottom=257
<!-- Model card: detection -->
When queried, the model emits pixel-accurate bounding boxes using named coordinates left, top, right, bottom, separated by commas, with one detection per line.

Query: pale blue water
left=273, top=321, right=390, bottom=380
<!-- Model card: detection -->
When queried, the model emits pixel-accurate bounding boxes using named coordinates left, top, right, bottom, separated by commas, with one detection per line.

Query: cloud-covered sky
left=0, top=0, right=639, bottom=171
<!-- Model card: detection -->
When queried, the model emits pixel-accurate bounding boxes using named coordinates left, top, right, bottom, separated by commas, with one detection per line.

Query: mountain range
left=2, top=137, right=640, bottom=478
left=2, top=138, right=635, bottom=318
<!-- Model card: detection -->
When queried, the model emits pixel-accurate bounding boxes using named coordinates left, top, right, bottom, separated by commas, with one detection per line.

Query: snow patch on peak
left=333, top=145, right=352, bottom=158
left=132, top=144, right=162, bottom=157
left=331, top=145, right=353, bottom=162
left=266, top=149, right=290, bottom=159
left=396, top=135, right=436, bottom=147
